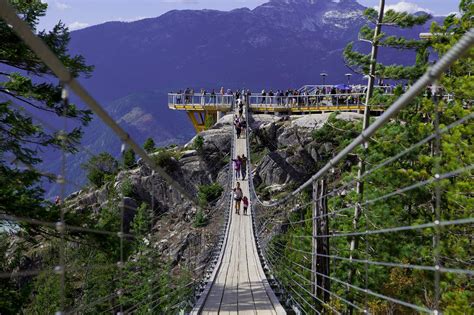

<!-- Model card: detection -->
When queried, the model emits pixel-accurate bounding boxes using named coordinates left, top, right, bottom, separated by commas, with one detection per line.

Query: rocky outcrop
left=62, top=112, right=359, bottom=280
left=64, top=118, right=233, bottom=274
left=251, top=112, right=362, bottom=189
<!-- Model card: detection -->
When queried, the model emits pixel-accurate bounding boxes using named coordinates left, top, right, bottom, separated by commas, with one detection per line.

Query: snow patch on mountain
left=322, top=10, right=362, bottom=28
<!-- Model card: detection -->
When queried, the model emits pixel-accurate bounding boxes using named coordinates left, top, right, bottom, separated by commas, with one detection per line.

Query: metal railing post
left=348, top=1, right=385, bottom=313
left=311, top=180, right=318, bottom=303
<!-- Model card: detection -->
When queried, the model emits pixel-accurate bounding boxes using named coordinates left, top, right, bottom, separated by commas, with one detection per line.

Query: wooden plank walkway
left=193, top=110, right=286, bottom=315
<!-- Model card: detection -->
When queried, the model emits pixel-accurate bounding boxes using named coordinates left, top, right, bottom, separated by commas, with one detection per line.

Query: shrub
left=143, top=138, right=155, bottom=153
left=81, top=152, right=119, bottom=187
left=123, top=148, right=136, bottom=169
left=193, top=209, right=208, bottom=228
left=205, top=114, right=216, bottom=129
left=198, top=183, right=224, bottom=207
left=121, top=178, right=133, bottom=197
left=131, top=202, right=151, bottom=236
left=193, top=135, right=204, bottom=152
left=153, top=150, right=177, bottom=172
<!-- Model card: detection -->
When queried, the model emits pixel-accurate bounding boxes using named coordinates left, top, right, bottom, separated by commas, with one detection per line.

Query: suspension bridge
left=1, top=1, right=473, bottom=314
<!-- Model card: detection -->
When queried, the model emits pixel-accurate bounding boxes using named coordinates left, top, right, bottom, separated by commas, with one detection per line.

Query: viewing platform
left=168, top=85, right=391, bottom=132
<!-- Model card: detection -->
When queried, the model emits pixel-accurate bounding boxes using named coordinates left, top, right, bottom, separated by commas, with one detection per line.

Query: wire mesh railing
left=191, top=123, right=235, bottom=313
left=0, top=1, right=233, bottom=314
left=247, top=28, right=474, bottom=314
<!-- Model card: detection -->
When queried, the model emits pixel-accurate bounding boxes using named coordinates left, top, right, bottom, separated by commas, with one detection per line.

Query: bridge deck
left=195, top=111, right=285, bottom=314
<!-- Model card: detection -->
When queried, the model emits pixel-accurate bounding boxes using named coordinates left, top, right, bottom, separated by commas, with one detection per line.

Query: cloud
left=55, top=1, right=70, bottom=10
left=40, top=0, right=70, bottom=10
left=375, top=1, right=433, bottom=14
left=68, top=21, right=90, bottom=30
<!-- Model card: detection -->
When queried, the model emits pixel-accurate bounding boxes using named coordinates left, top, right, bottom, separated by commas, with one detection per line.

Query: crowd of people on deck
left=171, top=84, right=398, bottom=107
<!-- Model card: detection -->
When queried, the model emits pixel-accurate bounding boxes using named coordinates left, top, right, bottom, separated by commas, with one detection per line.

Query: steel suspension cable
left=0, top=0, right=198, bottom=205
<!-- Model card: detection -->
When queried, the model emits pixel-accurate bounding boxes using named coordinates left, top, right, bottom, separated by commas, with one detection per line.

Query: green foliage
left=143, top=137, right=155, bottom=153
left=205, top=114, right=216, bottom=129
left=24, top=272, right=59, bottom=313
left=152, top=149, right=178, bottom=172
left=312, top=112, right=361, bottom=149
left=249, top=145, right=269, bottom=166
left=364, top=8, right=431, bottom=27
left=197, top=183, right=224, bottom=207
left=193, top=135, right=204, bottom=152
left=193, top=209, right=208, bottom=228
left=0, top=2, right=202, bottom=313
left=0, top=0, right=93, bottom=235
left=131, top=202, right=151, bottom=237
left=0, top=10, right=98, bottom=311
left=270, top=6, right=474, bottom=313
left=0, top=234, right=31, bottom=314
left=123, top=148, right=136, bottom=169
left=81, top=152, right=119, bottom=187
left=344, top=7, right=431, bottom=82
left=121, top=178, right=134, bottom=197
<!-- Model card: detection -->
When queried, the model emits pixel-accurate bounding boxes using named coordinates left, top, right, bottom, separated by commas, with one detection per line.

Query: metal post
left=348, top=0, right=385, bottom=313
left=361, top=0, right=385, bottom=120
left=312, top=179, right=330, bottom=307
left=311, top=180, right=318, bottom=301
left=432, top=83, right=441, bottom=314
left=319, top=178, right=330, bottom=302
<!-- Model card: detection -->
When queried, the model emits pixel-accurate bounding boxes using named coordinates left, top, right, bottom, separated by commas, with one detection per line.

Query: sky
left=38, top=0, right=460, bottom=31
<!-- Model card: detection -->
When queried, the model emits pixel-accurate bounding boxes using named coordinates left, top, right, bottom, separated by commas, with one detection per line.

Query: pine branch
left=0, top=88, right=57, bottom=114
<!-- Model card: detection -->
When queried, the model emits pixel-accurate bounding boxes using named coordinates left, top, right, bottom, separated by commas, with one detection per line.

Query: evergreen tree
left=143, top=137, right=155, bottom=153
left=272, top=3, right=473, bottom=313
left=123, top=148, right=136, bottom=169
left=344, top=8, right=431, bottom=83
left=0, top=0, right=93, bottom=231
left=81, top=152, right=119, bottom=187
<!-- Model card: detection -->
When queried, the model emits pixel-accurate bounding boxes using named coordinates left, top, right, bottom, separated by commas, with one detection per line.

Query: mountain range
left=44, top=0, right=441, bottom=196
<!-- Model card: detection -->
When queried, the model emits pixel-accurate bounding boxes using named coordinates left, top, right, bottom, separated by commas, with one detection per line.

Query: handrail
left=168, top=91, right=453, bottom=109
left=190, top=122, right=235, bottom=313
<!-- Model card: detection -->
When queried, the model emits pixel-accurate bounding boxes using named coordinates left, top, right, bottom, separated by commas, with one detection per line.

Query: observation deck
left=168, top=85, right=391, bottom=132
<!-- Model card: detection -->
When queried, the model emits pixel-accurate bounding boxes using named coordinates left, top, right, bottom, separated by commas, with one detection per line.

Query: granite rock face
left=250, top=112, right=362, bottom=189
left=64, top=122, right=233, bottom=272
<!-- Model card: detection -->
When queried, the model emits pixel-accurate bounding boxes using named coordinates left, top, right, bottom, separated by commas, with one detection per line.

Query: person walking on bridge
left=234, top=115, right=242, bottom=139
left=240, top=154, right=247, bottom=180
left=233, top=182, right=243, bottom=214
left=232, top=155, right=242, bottom=180
left=238, top=99, right=244, bottom=118
left=200, top=88, right=206, bottom=105
left=211, top=89, right=216, bottom=104
left=220, top=86, right=225, bottom=105
left=261, top=89, right=266, bottom=104
left=242, top=196, right=249, bottom=215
